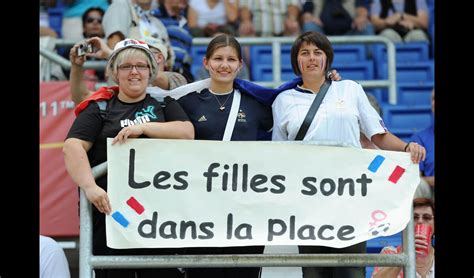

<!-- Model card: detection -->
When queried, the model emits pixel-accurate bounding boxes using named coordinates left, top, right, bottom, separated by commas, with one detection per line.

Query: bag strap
left=222, top=89, right=241, bottom=141
left=295, top=80, right=331, bottom=141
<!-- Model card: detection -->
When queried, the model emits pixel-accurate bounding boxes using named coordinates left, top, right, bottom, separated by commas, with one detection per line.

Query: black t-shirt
left=66, top=94, right=189, bottom=189
left=177, top=89, right=272, bottom=141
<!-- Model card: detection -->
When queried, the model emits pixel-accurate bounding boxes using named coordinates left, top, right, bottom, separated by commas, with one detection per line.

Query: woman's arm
left=371, top=132, right=426, bottom=163
left=63, top=138, right=111, bottom=214
left=112, top=121, right=195, bottom=145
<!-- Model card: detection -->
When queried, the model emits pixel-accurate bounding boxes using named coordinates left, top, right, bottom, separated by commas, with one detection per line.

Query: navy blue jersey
left=178, top=89, right=272, bottom=141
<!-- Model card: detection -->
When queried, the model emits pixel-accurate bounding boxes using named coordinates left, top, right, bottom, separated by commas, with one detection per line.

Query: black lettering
left=204, top=163, right=220, bottom=192
left=338, top=178, right=355, bottom=196
left=356, top=174, right=372, bottom=196
left=320, top=178, right=336, bottom=196
left=199, top=222, right=214, bottom=239
left=268, top=219, right=287, bottom=241
left=128, top=148, right=151, bottom=189
left=289, top=215, right=295, bottom=240
left=173, top=171, right=189, bottom=190
left=318, top=225, right=335, bottom=240
left=138, top=211, right=157, bottom=238
left=153, top=171, right=171, bottom=189
left=250, top=174, right=268, bottom=193
left=227, top=213, right=233, bottom=239
left=270, top=175, right=286, bottom=194
left=159, top=221, right=177, bottom=239
left=301, top=177, right=317, bottom=195
left=180, top=221, right=197, bottom=239
left=232, top=164, right=238, bottom=191
left=222, top=164, right=229, bottom=191
left=338, top=225, right=355, bottom=240
left=297, top=225, right=316, bottom=240
left=242, top=164, right=248, bottom=192
left=235, top=224, right=253, bottom=239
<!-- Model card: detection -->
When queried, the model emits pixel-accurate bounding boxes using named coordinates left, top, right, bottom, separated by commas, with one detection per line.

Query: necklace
left=210, top=89, right=233, bottom=111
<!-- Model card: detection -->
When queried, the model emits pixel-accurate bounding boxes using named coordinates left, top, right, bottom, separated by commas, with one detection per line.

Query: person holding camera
left=69, top=36, right=187, bottom=105
left=64, top=38, right=194, bottom=278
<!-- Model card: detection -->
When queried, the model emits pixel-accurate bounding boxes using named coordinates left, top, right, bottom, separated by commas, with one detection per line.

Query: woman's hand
left=112, top=125, right=145, bottom=145
left=84, top=185, right=111, bottom=215
left=405, top=142, right=426, bottom=164
left=414, top=233, right=430, bottom=256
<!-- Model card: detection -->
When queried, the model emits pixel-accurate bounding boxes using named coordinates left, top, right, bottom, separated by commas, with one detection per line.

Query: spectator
left=143, top=36, right=189, bottom=89
left=238, top=0, right=301, bottom=37
left=40, top=235, right=71, bottom=278
left=271, top=31, right=426, bottom=278
left=301, top=0, right=375, bottom=36
left=410, top=89, right=434, bottom=199
left=176, top=33, right=269, bottom=278
left=153, top=0, right=189, bottom=28
left=68, top=36, right=188, bottom=106
left=63, top=39, right=194, bottom=278
left=370, top=0, right=430, bottom=43
left=372, top=198, right=435, bottom=278
left=80, top=7, right=107, bottom=81
left=187, top=0, right=239, bottom=37
left=61, top=0, right=109, bottom=40
left=82, top=7, right=105, bottom=39
left=102, top=0, right=174, bottom=66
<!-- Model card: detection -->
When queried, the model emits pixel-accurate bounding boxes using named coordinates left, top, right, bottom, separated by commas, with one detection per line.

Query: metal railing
left=79, top=162, right=416, bottom=277
left=40, top=36, right=398, bottom=104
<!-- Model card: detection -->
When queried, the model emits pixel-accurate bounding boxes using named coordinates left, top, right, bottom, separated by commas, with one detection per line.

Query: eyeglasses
left=414, top=214, right=434, bottom=221
left=118, top=64, right=150, bottom=72
left=86, top=17, right=102, bottom=24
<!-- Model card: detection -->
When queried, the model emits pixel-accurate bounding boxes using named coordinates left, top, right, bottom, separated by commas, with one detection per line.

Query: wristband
left=404, top=142, right=411, bottom=152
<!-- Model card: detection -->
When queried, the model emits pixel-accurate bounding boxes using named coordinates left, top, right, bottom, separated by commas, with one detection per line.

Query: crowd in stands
left=40, top=0, right=434, bottom=84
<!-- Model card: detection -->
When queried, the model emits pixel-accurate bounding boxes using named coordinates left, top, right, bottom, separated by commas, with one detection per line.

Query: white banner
left=106, top=139, right=419, bottom=249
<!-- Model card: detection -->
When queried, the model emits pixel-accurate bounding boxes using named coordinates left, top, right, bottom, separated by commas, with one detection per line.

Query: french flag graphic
left=367, top=154, right=406, bottom=184
left=111, top=196, right=146, bottom=228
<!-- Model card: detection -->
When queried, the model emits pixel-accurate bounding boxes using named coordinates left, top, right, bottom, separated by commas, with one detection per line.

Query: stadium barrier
left=40, top=36, right=398, bottom=104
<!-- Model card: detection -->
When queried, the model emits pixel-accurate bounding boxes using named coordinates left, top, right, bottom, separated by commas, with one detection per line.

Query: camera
left=76, top=43, right=93, bottom=56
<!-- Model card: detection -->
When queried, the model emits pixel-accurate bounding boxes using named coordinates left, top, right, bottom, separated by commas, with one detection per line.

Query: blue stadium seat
left=251, top=64, right=296, bottom=81
left=250, top=44, right=292, bottom=65
left=397, top=81, right=434, bottom=106
left=377, top=60, right=434, bottom=83
left=372, top=42, right=430, bottom=64
left=381, top=104, right=432, bottom=140
left=366, top=266, right=374, bottom=278
left=190, top=45, right=207, bottom=66
left=48, top=6, right=65, bottom=38
left=333, top=44, right=367, bottom=63
left=334, top=61, right=374, bottom=80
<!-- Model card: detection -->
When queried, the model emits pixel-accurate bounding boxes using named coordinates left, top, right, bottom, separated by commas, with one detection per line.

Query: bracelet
left=404, top=142, right=411, bottom=152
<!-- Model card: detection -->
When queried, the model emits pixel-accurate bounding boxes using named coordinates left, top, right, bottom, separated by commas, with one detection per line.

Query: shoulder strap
left=96, top=100, right=108, bottom=120
left=295, top=80, right=331, bottom=141
left=222, top=90, right=241, bottom=141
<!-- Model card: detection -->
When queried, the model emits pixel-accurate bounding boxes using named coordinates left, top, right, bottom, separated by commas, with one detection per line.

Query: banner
left=106, top=139, right=419, bottom=248
left=40, top=81, right=95, bottom=236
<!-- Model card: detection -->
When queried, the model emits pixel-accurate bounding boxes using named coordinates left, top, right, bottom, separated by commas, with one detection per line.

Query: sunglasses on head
left=86, top=17, right=102, bottom=24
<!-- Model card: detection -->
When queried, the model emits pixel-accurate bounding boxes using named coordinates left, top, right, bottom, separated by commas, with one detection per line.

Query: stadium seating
left=376, top=61, right=434, bottom=83
left=397, top=81, right=434, bottom=106
left=47, top=4, right=65, bottom=38
left=381, top=104, right=432, bottom=141
left=332, top=44, right=368, bottom=63
left=372, top=42, right=430, bottom=65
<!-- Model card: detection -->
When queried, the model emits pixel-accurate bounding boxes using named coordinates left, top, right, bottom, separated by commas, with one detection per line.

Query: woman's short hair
left=290, top=31, right=334, bottom=76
